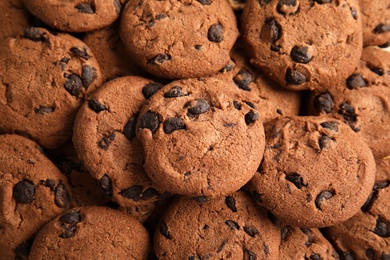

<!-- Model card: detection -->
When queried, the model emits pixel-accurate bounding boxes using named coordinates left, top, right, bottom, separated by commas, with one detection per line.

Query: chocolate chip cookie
left=28, top=206, right=152, bottom=259
left=241, top=0, right=363, bottom=91
left=248, top=116, right=376, bottom=228
left=120, top=0, right=239, bottom=79
left=0, top=27, right=102, bottom=149
left=154, top=191, right=281, bottom=259
left=0, top=134, right=71, bottom=259
left=136, top=77, right=265, bottom=197
left=0, top=0, right=32, bottom=42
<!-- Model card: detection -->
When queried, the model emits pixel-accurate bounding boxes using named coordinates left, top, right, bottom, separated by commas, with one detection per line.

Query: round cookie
left=0, top=0, right=32, bottom=42
left=154, top=191, right=281, bottom=259
left=22, top=0, right=126, bottom=33
left=28, top=206, right=152, bottom=259
left=73, top=76, right=170, bottom=208
left=136, top=77, right=265, bottom=197
left=0, top=134, right=71, bottom=259
left=360, top=0, right=390, bottom=47
left=248, top=115, right=376, bottom=228
left=0, top=27, right=102, bottom=149
left=241, top=0, right=363, bottom=91
left=120, top=0, right=239, bottom=79
left=309, top=47, right=390, bottom=158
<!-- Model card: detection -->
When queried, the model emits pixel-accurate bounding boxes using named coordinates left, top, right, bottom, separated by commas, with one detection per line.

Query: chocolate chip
left=233, top=101, right=242, bottom=110
left=23, top=27, right=46, bottom=41
left=245, top=111, right=259, bottom=125
left=267, top=211, right=278, bottom=224
left=75, top=3, right=95, bottom=13
left=160, top=221, right=173, bottom=239
left=208, top=24, right=224, bottom=43
left=187, top=99, right=210, bottom=115
left=350, top=6, right=358, bottom=20
left=374, top=181, right=390, bottom=190
left=15, top=239, right=33, bottom=258
left=148, top=53, right=171, bottom=65
left=163, top=117, right=186, bottom=134
left=100, top=174, right=112, bottom=196
left=300, top=228, right=314, bottom=246
left=156, top=13, right=168, bottom=20
left=244, top=101, right=256, bottom=109
left=141, top=187, right=158, bottom=200
left=315, top=190, right=334, bottom=210
left=244, top=226, right=259, bottom=237
left=142, top=82, right=163, bottom=99
left=193, top=196, right=208, bottom=203
left=225, top=220, right=239, bottom=230
left=271, top=45, right=281, bottom=52
left=244, top=248, right=257, bottom=260
left=259, top=0, right=272, bottom=5
left=277, top=0, right=298, bottom=14
left=35, top=106, right=55, bottom=114
left=194, top=45, right=203, bottom=50
left=217, top=240, right=227, bottom=253
left=70, top=47, right=90, bottom=60
left=59, top=210, right=81, bottom=238
left=13, top=180, right=35, bottom=204
left=341, top=251, right=356, bottom=260
left=314, top=92, right=334, bottom=114
left=114, top=0, right=122, bottom=14
left=319, top=135, right=334, bottom=149
left=338, top=102, right=358, bottom=129
left=368, top=66, right=385, bottom=76
left=220, top=62, right=235, bottom=73
left=285, top=172, right=306, bottom=189
left=320, top=121, right=339, bottom=132
left=286, top=68, right=307, bottom=85
left=261, top=17, right=282, bottom=44
left=313, top=0, right=331, bottom=4
left=310, top=254, right=322, bottom=260
left=120, top=185, right=143, bottom=201
left=373, top=24, right=390, bottom=34
left=88, top=99, right=106, bottom=112
left=164, top=86, right=186, bottom=98
left=374, top=217, right=389, bottom=238
left=281, top=226, right=292, bottom=241
left=366, top=249, right=375, bottom=260
left=233, top=69, right=252, bottom=91
left=123, top=116, right=137, bottom=141
left=64, top=74, right=83, bottom=97
left=98, top=132, right=116, bottom=150
left=138, top=111, right=160, bottom=133
left=82, top=65, right=97, bottom=88
left=45, top=179, right=56, bottom=190
left=225, top=196, right=237, bottom=212
left=55, top=181, right=70, bottom=208
left=197, top=0, right=212, bottom=4
left=290, top=46, right=313, bottom=63
left=382, top=253, right=390, bottom=260
left=361, top=190, right=376, bottom=212
left=346, top=73, right=367, bottom=89
left=57, top=57, right=70, bottom=71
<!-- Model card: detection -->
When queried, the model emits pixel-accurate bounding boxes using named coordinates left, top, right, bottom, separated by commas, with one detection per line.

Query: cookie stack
left=0, top=0, right=389, bottom=259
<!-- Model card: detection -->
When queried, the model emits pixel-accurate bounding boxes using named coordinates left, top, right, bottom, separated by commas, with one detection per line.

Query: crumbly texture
left=136, top=77, right=265, bottom=197
left=154, top=191, right=281, bottom=259
left=0, top=0, right=32, bottom=42
left=359, top=0, right=390, bottom=47
left=279, top=226, right=339, bottom=260
left=0, top=134, right=71, bottom=259
left=22, top=0, right=126, bottom=33
left=28, top=206, right=152, bottom=259
left=309, top=47, right=390, bottom=159
left=120, top=0, right=239, bottom=79
left=0, top=27, right=102, bottom=149
left=248, top=116, right=376, bottom=228
left=73, top=76, right=169, bottom=207
left=241, top=0, right=363, bottom=91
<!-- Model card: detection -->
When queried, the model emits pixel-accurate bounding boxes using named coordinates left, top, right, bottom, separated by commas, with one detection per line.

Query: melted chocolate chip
left=75, top=3, right=95, bottom=13
left=314, top=92, right=334, bottom=114
left=123, top=116, right=137, bottom=141
left=350, top=6, right=358, bottom=20
left=194, top=45, right=203, bottom=50
left=225, top=196, right=237, bottom=212
left=286, top=68, right=307, bottom=85
left=45, top=179, right=56, bottom=190
left=35, top=106, right=55, bottom=114
left=82, top=65, right=97, bottom=88
left=23, top=27, right=46, bottom=42
left=138, top=111, right=161, bottom=133
left=261, top=17, right=282, bottom=44
left=245, top=111, right=259, bottom=125
left=244, top=226, right=259, bottom=237
left=197, top=0, right=212, bottom=5
left=320, top=121, right=339, bottom=132
left=319, top=135, right=334, bottom=149
left=346, top=73, right=367, bottom=89
left=187, top=99, right=210, bottom=115
left=233, top=69, right=252, bottom=91
left=100, top=174, right=112, bottom=196
left=13, top=180, right=35, bottom=204
left=142, top=82, right=163, bottom=99
left=70, top=47, right=90, bottom=60
left=59, top=210, right=81, bottom=238
left=208, top=24, right=224, bottom=43
left=300, top=228, right=314, bottom=246
left=120, top=185, right=143, bottom=201
left=290, top=46, right=313, bottom=63
left=164, top=86, right=186, bottom=98
left=88, top=99, right=107, bottom=112
left=160, top=221, right=173, bottom=239
left=233, top=101, right=242, bottom=110
left=163, top=117, right=186, bottom=134
left=148, top=53, right=171, bottom=65
left=338, top=102, right=358, bottom=130
left=285, top=173, right=306, bottom=189
left=374, top=217, right=389, bottom=238
left=217, top=240, right=227, bottom=253
left=315, top=190, right=334, bottom=210
left=64, top=74, right=83, bottom=97
left=98, top=132, right=116, bottom=150
left=373, top=24, right=390, bottom=34
left=368, top=66, right=385, bottom=76
left=55, top=182, right=70, bottom=208
left=225, top=220, right=239, bottom=230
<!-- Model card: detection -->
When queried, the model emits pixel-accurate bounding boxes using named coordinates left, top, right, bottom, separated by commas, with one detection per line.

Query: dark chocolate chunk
left=164, top=86, right=186, bottom=98
left=277, top=0, right=298, bottom=14
left=373, top=24, right=390, bottom=34
left=285, top=172, right=306, bottom=189
left=286, top=68, right=307, bottom=85
left=310, top=254, right=322, bottom=260
left=368, top=66, right=385, bottom=76
left=233, top=101, right=242, bottom=110
left=245, top=111, right=259, bottom=125
left=193, top=196, right=208, bottom=203
left=55, top=181, right=70, bottom=208
left=319, top=135, right=334, bottom=149
left=35, top=106, right=55, bottom=114
left=75, top=3, right=95, bottom=13
left=267, top=211, right=278, bottom=224
left=366, top=249, right=375, bottom=260
left=281, top=226, right=292, bottom=241
left=341, top=251, right=356, bottom=260
left=147, top=53, right=171, bottom=64
left=350, top=6, right=358, bottom=20
left=225, top=220, right=239, bottom=230
left=64, top=74, right=83, bottom=97
left=156, top=13, right=168, bottom=20
left=338, top=102, right=357, bottom=126
left=88, top=99, right=107, bottom=112
left=373, top=217, right=389, bottom=238
left=244, top=248, right=257, bottom=260
left=382, top=253, right=390, bottom=260
left=197, top=0, right=212, bottom=4
left=114, top=0, right=122, bottom=14
left=120, top=185, right=143, bottom=201
left=138, top=111, right=161, bottom=133
left=60, top=211, right=81, bottom=225
left=100, top=174, right=112, bottom=196
left=315, top=190, right=334, bottom=210
left=98, top=132, right=116, bottom=150
left=261, top=17, right=282, bottom=44
left=194, top=45, right=203, bottom=50
left=217, top=240, right=227, bottom=253
left=163, top=117, right=186, bottom=134
left=374, top=181, right=390, bottom=190
left=82, top=65, right=97, bottom=88
left=142, top=82, right=163, bottom=99
left=123, top=116, right=137, bottom=141
left=313, top=0, right=331, bottom=4
left=244, top=226, right=259, bottom=237
left=233, top=69, right=253, bottom=91
left=45, top=179, right=56, bottom=190
left=225, top=196, right=237, bottom=212
left=244, top=101, right=256, bottom=109
left=23, top=27, right=46, bottom=42
left=290, top=46, right=313, bottom=63
left=259, top=0, right=272, bottom=5
left=141, top=187, right=158, bottom=200
left=160, top=221, right=173, bottom=239
left=320, top=121, right=339, bottom=132
left=15, top=239, right=33, bottom=258
left=314, top=92, right=333, bottom=114
left=300, top=228, right=314, bottom=246
left=70, top=47, right=90, bottom=60
left=13, top=180, right=35, bottom=204
left=346, top=73, right=367, bottom=89
left=208, top=24, right=224, bottom=43
left=187, top=99, right=210, bottom=115
left=271, top=45, right=281, bottom=52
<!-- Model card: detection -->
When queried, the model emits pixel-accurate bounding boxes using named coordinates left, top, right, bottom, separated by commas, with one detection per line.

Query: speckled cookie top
left=241, top=0, right=363, bottom=91
left=136, top=77, right=265, bottom=197
left=120, top=0, right=239, bottom=79
left=0, top=27, right=102, bottom=149
left=248, top=115, right=376, bottom=228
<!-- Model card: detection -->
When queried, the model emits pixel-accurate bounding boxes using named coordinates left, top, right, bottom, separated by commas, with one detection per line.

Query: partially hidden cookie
left=73, top=76, right=170, bottom=208
left=0, top=27, right=102, bottom=149
left=0, top=0, right=32, bottom=42
left=359, top=0, right=390, bottom=47
left=154, top=191, right=281, bottom=259
left=120, top=0, right=239, bottom=79
left=28, top=206, right=152, bottom=259
left=248, top=116, right=376, bottom=228
left=136, top=77, right=265, bottom=197
left=241, top=0, right=363, bottom=91
left=309, top=47, right=390, bottom=158
left=0, top=134, right=71, bottom=259
left=22, top=0, right=126, bottom=32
